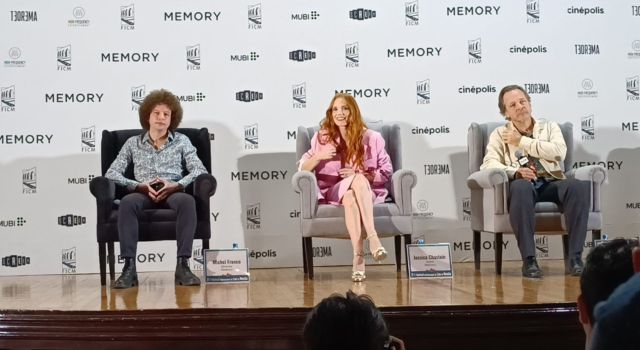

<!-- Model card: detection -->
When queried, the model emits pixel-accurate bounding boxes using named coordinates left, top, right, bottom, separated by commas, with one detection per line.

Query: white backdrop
left=1, top=0, right=639, bottom=275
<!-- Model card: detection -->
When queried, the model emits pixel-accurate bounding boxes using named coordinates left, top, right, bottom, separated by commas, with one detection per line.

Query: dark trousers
left=118, top=192, right=196, bottom=259
left=508, top=178, right=590, bottom=260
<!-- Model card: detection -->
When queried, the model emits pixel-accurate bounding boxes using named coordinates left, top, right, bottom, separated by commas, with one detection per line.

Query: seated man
left=481, top=84, right=590, bottom=278
left=105, top=89, right=207, bottom=289
left=577, top=238, right=639, bottom=348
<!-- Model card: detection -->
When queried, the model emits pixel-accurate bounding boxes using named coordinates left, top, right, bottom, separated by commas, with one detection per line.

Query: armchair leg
left=107, top=242, right=115, bottom=282
left=202, top=239, right=210, bottom=250
left=495, top=233, right=503, bottom=275
left=302, top=238, right=308, bottom=274
left=394, top=235, right=402, bottom=272
left=562, top=234, right=570, bottom=272
left=592, top=229, right=602, bottom=242
left=303, top=237, right=314, bottom=279
left=473, top=231, right=481, bottom=271
left=98, top=243, right=106, bottom=286
left=404, top=234, right=411, bottom=267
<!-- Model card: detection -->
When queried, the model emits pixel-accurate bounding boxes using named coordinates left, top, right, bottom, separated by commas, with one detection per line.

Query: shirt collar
left=141, top=130, right=175, bottom=144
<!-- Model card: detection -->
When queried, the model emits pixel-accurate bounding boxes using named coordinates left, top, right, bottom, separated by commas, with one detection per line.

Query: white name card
left=406, top=243, right=453, bottom=279
left=204, top=249, right=250, bottom=283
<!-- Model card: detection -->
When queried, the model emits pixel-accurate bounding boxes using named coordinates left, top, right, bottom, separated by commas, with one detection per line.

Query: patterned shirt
left=105, top=131, right=207, bottom=190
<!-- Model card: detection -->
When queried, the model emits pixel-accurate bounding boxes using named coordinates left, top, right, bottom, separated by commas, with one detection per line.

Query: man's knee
left=510, top=179, right=535, bottom=198
left=120, top=193, right=145, bottom=211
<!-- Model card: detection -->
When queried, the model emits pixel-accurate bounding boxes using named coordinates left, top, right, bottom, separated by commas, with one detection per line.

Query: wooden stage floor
left=0, top=260, right=586, bottom=350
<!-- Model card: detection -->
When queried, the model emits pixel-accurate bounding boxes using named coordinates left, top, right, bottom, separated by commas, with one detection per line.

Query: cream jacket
left=480, top=118, right=567, bottom=179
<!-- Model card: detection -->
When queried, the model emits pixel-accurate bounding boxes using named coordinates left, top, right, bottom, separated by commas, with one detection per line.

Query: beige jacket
left=480, top=118, right=567, bottom=179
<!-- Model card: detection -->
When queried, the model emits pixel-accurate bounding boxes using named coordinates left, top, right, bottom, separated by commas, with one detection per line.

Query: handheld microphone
left=514, top=149, right=529, bottom=168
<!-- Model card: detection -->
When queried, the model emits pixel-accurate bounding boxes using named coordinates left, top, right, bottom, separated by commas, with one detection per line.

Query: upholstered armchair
left=89, top=128, right=216, bottom=286
left=466, top=121, right=606, bottom=274
left=292, top=123, right=417, bottom=279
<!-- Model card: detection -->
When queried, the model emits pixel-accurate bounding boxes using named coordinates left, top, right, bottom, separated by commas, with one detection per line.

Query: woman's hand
left=338, top=167, right=356, bottom=178
left=315, top=145, right=336, bottom=161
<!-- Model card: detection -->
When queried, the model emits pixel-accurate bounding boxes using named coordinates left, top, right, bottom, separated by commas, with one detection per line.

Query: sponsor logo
left=289, top=209, right=300, bottom=218
left=287, top=130, right=297, bottom=140
left=627, top=202, right=640, bottom=209
left=209, top=133, right=215, bottom=141
left=414, top=199, right=434, bottom=218
left=57, top=45, right=72, bottom=71
left=345, top=42, right=359, bottom=68
left=634, top=6, right=640, bottom=16
left=575, top=44, right=600, bottom=55
left=292, top=82, right=306, bottom=108
left=578, top=78, right=598, bottom=98
left=22, top=167, right=36, bottom=194
left=527, top=0, right=540, bottom=23
left=1, top=85, right=16, bottom=112
left=312, top=246, right=332, bottom=258
left=535, top=236, right=549, bottom=258
left=230, top=51, right=259, bottom=62
left=416, top=79, right=430, bottom=104
left=627, top=76, right=639, bottom=101
left=581, top=114, right=595, bottom=140
left=406, top=1, right=419, bottom=25
left=81, top=126, right=95, bottom=152
left=468, top=38, right=481, bottom=63
left=349, top=8, right=376, bottom=20
left=424, top=163, right=450, bottom=175
left=177, top=92, right=206, bottom=103
left=458, top=85, right=496, bottom=94
left=45, top=93, right=103, bottom=103
left=62, top=247, right=76, bottom=274
left=462, top=197, right=471, bottom=221
left=412, top=125, right=450, bottom=135
left=57, top=214, right=87, bottom=227
left=121, top=5, right=135, bottom=30
left=67, top=175, right=96, bottom=185
left=567, top=6, right=604, bottom=15
left=291, top=10, right=319, bottom=21
left=0, top=217, right=27, bottom=227
left=231, top=170, right=288, bottom=181
left=236, top=90, right=263, bottom=102
left=524, top=83, right=550, bottom=94
left=211, top=212, right=219, bottom=222
left=0, top=134, right=53, bottom=144
left=117, top=253, right=166, bottom=264
left=509, top=45, right=548, bottom=54
left=101, top=52, right=159, bottom=63
left=387, top=47, right=442, bottom=57
left=131, top=85, right=145, bottom=111
left=246, top=203, right=261, bottom=229
left=68, top=6, right=90, bottom=27
left=628, top=40, right=640, bottom=59
left=250, top=249, right=277, bottom=259
left=446, top=6, right=501, bottom=16
left=2, top=255, right=31, bottom=267
left=186, top=44, right=200, bottom=70
left=453, top=240, right=509, bottom=251
left=289, top=49, right=316, bottom=62
left=244, top=123, right=258, bottom=149
left=248, top=3, right=262, bottom=29
left=10, top=11, right=38, bottom=21
left=335, top=88, right=390, bottom=98
left=164, top=11, right=221, bottom=22
left=572, top=160, right=623, bottom=170
left=192, top=245, right=203, bottom=270
left=622, top=122, right=639, bottom=132
left=4, top=47, right=26, bottom=68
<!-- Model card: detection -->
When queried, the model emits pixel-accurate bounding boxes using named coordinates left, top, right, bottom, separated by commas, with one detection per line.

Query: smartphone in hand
left=150, top=182, right=164, bottom=191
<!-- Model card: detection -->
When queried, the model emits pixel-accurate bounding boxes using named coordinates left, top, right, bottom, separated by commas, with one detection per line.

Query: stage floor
left=0, top=260, right=580, bottom=311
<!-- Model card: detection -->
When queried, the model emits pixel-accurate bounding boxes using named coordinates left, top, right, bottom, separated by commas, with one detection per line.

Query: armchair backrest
left=100, top=127, right=212, bottom=199
left=467, top=121, right=573, bottom=174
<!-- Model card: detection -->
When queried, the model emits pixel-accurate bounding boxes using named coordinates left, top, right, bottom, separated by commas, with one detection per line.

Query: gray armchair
left=466, top=121, right=606, bottom=274
left=292, top=123, right=417, bottom=279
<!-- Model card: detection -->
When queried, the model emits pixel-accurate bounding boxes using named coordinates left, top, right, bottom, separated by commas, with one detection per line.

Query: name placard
left=406, top=243, right=453, bottom=279
left=204, top=249, right=250, bottom=283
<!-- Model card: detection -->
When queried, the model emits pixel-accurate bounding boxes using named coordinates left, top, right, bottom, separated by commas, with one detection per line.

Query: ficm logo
left=57, top=214, right=87, bottom=227
left=345, top=42, right=359, bottom=68
left=2, top=255, right=31, bottom=268
left=292, top=82, right=306, bottom=108
left=62, top=247, right=76, bottom=274
left=527, top=0, right=540, bottom=23
left=462, top=197, right=471, bottom=221
left=244, top=123, right=258, bottom=149
left=121, top=4, right=135, bottom=30
left=186, top=44, right=200, bottom=70
left=349, top=8, right=376, bottom=20
left=131, top=85, right=145, bottom=111
left=416, top=79, right=430, bottom=104
left=248, top=3, right=262, bottom=29
left=581, top=114, right=595, bottom=140
left=468, top=38, right=481, bottom=63
left=627, top=76, right=640, bottom=101
left=535, top=236, right=549, bottom=258
left=22, top=167, right=36, bottom=194
left=191, top=245, right=203, bottom=270
left=1, top=85, right=16, bottom=112
left=405, top=1, right=419, bottom=25
left=81, top=126, right=95, bottom=152
left=246, top=203, right=261, bottom=229
left=57, top=45, right=72, bottom=71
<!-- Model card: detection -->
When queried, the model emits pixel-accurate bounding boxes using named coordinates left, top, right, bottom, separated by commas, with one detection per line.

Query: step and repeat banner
left=1, top=0, right=639, bottom=276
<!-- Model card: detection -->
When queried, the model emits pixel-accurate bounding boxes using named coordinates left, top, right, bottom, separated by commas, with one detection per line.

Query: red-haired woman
left=299, top=93, right=392, bottom=282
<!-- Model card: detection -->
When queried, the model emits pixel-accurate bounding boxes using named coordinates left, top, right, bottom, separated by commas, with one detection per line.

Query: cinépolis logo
left=248, top=3, right=261, bottom=29
left=527, top=0, right=540, bottom=23
left=458, top=85, right=496, bottom=94
left=416, top=79, right=430, bottom=104
left=62, top=247, right=76, bottom=274
left=567, top=6, right=604, bottom=15
left=292, top=82, right=306, bottom=108
left=509, top=45, right=547, bottom=54
left=581, top=114, right=595, bottom=141
left=468, top=38, right=481, bottom=64
left=121, top=4, right=134, bottom=30
left=22, top=167, right=36, bottom=194
left=81, top=126, right=95, bottom=152
left=345, top=42, right=359, bottom=68
left=627, top=76, right=639, bottom=101
left=131, top=85, right=145, bottom=111
left=244, top=123, right=258, bottom=149
left=57, top=45, right=71, bottom=71
left=405, top=1, right=419, bottom=25
left=186, top=44, right=200, bottom=70
left=412, top=125, right=450, bottom=135
left=349, top=8, right=376, bottom=20
left=246, top=203, right=261, bottom=230
left=1, top=85, right=16, bottom=112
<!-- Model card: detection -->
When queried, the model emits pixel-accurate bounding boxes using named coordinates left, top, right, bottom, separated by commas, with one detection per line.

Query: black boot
left=113, top=258, right=138, bottom=289
left=522, top=256, right=543, bottom=279
left=175, top=257, right=200, bottom=286
left=566, top=253, right=584, bottom=276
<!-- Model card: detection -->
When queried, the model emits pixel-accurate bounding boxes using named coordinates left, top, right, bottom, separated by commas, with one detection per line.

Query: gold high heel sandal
left=372, top=247, right=388, bottom=262
left=352, top=251, right=366, bottom=282
left=351, top=271, right=366, bottom=282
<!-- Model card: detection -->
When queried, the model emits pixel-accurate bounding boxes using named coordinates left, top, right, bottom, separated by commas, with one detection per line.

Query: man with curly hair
left=106, top=89, right=207, bottom=289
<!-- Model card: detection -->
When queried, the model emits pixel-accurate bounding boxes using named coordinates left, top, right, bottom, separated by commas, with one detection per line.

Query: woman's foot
left=352, top=251, right=365, bottom=282
left=351, top=271, right=366, bottom=282
left=372, top=247, right=388, bottom=262
left=366, top=234, right=388, bottom=262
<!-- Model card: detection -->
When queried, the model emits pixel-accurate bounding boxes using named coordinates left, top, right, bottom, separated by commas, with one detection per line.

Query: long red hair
left=319, top=93, right=367, bottom=170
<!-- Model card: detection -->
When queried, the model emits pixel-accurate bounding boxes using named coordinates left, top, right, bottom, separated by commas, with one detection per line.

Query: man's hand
left=515, top=166, right=537, bottom=181
left=501, top=128, right=522, bottom=147
left=153, top=179, right=182, bottom=202
left=135, top=182, right=159, bottom=201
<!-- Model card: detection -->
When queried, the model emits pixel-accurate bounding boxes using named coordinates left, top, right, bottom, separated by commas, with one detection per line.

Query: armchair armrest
left=565, top=165, right=606, bottom=212
left=467, top=169, right=509, bottom=216
left=467, top=169, right=509, bottom=190
left=89, top=176, right=116, bottom=224
left=390, top=169, right=417, bottom=215
left=292, top=170, right=319, bottom=219
left=187, top=173, right=217, bottom=221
